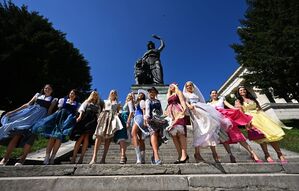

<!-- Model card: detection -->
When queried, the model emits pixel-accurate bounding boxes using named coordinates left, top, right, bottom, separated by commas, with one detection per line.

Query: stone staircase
left=0, top=127, right=299, bottom=191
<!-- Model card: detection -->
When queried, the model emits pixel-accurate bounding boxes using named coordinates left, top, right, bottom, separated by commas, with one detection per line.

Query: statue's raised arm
left=152, top=34, right=165, bottom=52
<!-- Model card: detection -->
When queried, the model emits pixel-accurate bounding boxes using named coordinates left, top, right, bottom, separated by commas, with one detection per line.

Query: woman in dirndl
left=89, top=89, right=123, bottom=164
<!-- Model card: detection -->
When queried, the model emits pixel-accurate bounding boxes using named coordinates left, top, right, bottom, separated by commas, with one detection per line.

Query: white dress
left=184, top=92, right=220, bottom=147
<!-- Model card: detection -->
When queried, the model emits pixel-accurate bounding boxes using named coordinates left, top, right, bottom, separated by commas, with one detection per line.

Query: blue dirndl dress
left=0, top=94, right=54, bottom=146
left=32, top=98, right=79, bottom=142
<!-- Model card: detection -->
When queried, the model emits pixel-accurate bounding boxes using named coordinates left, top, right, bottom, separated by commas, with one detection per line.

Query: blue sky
left=11, top=0, right=247, bottom=103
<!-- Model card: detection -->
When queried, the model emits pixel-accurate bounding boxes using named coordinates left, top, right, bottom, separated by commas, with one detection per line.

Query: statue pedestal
left=131, top=84, right=169, bottom=111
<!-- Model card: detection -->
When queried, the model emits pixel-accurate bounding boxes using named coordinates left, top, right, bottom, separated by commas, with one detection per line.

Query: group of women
left=0, top=81, right=288, bottom=166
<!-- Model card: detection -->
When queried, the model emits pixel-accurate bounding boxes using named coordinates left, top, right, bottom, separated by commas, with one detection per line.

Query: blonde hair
left=168, top=83, right=180, bottom=96
left=185, top=81, right=195, bottom=93
left=85, top=91, right=100, bottom=105
left=125, top=93, right=133, bottom=103
left=108, top=89, right=118, bottom=101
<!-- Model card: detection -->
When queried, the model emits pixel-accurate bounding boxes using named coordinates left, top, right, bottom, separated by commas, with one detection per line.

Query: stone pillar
left=131, top=84, right=169, bottom=111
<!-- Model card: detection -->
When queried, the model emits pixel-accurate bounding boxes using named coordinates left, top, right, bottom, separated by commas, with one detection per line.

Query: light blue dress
left=0, top=93, right=55, bottom=146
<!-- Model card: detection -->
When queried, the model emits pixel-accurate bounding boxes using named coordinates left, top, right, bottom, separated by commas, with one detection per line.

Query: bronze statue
left=134, top=35, right=165, bottom=85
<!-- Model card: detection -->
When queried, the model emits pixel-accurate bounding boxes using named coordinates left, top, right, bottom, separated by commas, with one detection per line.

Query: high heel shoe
left=229, top=154, right=237, bottom=163
left=173, top=157, right=180, bottom=164
left=278, top=154, right=288, bottom=164
left=265, top=156, right=274, bottom=163
left=179, top=155, right=189, bottom=163
left=212, top=154, right=221, bottom=163
left=120, top=156, right=127, bottom=164
left=250, top=155, right=263, bottom=163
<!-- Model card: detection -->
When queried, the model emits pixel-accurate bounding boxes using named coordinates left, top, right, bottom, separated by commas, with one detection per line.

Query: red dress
left=208, top=97, right=252, bottom=144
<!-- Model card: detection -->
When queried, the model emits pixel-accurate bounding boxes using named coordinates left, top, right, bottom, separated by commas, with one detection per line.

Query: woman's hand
left=76, top=116, right=82, bottom=123
left=126, top=121, right=130, bottom=128
left=5, top=111, right=14, bottom=117
left=188, top=105, right=194, bottom=110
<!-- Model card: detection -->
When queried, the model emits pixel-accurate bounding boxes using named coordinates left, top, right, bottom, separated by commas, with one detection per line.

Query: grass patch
left=280, top=120, right=299, bottom=153
left=0, top=136, right=48, bottom=159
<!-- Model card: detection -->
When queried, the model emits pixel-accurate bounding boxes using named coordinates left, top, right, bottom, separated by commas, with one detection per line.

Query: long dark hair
left=235, top=86, right=258, bottom=105
left=208, top=89, right=218, bottom=103
left=40, top=84, right=53, bottom=95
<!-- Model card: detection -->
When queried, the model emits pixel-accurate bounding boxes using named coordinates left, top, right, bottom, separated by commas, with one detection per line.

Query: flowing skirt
left=190, top=103, right=221, bottom=147
left=0, top=104, right=47, bottom=146
left=245, top=110, right=285, bottom=143
left=133, top=114, right=149, bottom=139
left=94, top=110, right=122, bottom=139
left=32, top=109, right=76, bottom=142
left=70, top=110, right=98, bottom=141
left=216, top=108, right=252, bottom=144
left=114, top=112, right=130, bottom=144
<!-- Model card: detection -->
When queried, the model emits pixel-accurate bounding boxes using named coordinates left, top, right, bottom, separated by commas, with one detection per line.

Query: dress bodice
left=146, top=99, right=162, bottom=118
left=242, top=101, right=257, bottom=112
left=103, top=100, right=118, bottom=112
left=122, top=101, right=134, bottom=114
left=35, top=94, right=54, bottom=109
left=85, top=103, right=100, bottom=114
left=208, top=97, right=225, bottom=109
left=184, top=92, right=201, bottom=104
left=168, top=94, right=181, bottom=105
left=135, top=100, right=145, bottom=116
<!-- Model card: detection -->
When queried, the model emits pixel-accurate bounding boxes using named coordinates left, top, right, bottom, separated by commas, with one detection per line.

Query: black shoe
left=161, top=136, right=168, bottom=144
left=151, top=156, right=155, bottom=164
left=179, top=155, right=189, bottom=163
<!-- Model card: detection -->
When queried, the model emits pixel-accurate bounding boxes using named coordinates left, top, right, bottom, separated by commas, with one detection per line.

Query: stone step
left=0, top=174, right=298, bottom=191
left=1, top=163, right=298, bottom=177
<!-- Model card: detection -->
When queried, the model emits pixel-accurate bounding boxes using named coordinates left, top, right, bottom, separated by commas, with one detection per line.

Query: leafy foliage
left=231, top=0, right=299, bottom=101
left=0, top=1, right=92, bottom=110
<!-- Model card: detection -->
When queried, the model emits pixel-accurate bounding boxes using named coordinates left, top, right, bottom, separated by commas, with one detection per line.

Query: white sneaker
left=89, top=160, right=96, bottom=165
left=43, top=156, right=49, bottom=165
left=14, top=162, right=23, bottom=166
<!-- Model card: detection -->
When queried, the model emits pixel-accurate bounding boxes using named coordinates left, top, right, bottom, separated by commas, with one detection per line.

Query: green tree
left=0, top=1, right=92, bottom=110
left=231, top=0, right=299, bottom=101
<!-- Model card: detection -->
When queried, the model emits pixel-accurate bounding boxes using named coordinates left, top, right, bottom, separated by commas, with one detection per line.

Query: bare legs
left=100, top=138, right=111, bottom=164
left=17, top=144, right=32, bottom=165
left=0, top=135, right=22, bottom=165
left=131, top=123, right=145, bottom=164
left=194, top=145, right=219, bottom=163
left=119, top=140, right=127, bottom=164
left=222, top=143, right=236, bottom=163
left=89, top=135, right=102, bottom=164
left=150, top=132, right=160, bottom=163
left=260, top=141, right=286, bottom=162
left=71, top=134, right=89, bottom=164
left=44, top=137, right=61, bottom=165
left=171, top=132, right=188, bottom=163
left=238, top=141, right=260, bottom=161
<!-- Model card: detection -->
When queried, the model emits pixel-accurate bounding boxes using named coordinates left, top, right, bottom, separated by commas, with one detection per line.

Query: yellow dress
left=242, top=101, right=285, bottom=143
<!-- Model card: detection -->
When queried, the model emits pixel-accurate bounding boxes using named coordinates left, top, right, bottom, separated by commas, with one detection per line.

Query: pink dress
left=208, top=97, right=252, bottom=144
left=166, top=94, right=187, bottom=135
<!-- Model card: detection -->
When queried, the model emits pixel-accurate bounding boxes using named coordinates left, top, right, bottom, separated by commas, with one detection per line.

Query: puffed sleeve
left=128, top=101, right=134, bottom=113
left=144, top=99, right=151, bottom=118
left=57, top=98, right=65, bottom=108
